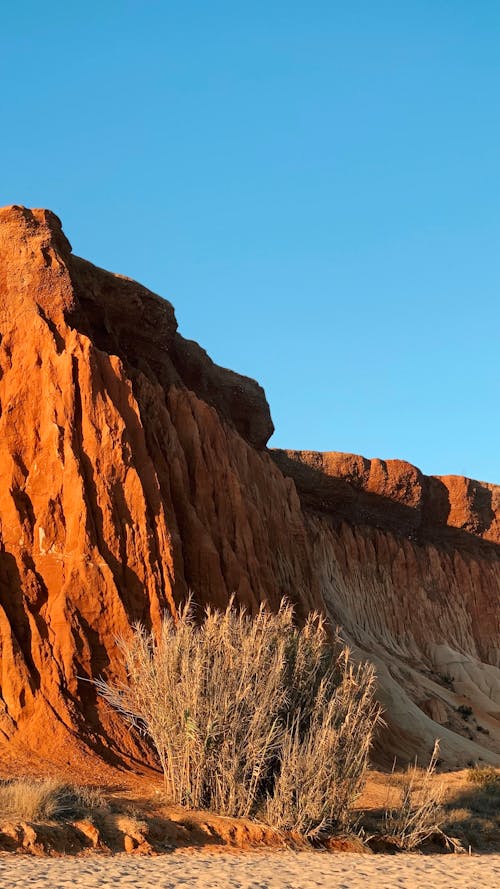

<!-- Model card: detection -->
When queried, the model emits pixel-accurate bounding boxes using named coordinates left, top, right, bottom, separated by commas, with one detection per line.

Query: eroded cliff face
left=272, top=451, right=500, bottom=765
left=0, top=205, right=498, bottom=771
left=0, top=206, right=321, bottom=767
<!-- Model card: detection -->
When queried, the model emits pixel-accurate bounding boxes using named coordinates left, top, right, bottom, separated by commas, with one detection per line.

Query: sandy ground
left=1, top=851, right=500, bottom=889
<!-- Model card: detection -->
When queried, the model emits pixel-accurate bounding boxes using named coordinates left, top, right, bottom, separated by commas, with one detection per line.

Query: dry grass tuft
left=442, top=768, right=500, bottom=850
left=0, top=778, right=106, bottom=823
left=467, top=766, right=500, bottom=788
left=383, top=741, right=444, bottom=850
left=96, top=597, right=381, bottom=836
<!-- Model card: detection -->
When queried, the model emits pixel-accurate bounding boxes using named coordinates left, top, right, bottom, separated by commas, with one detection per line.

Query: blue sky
left=2, top=2, right=499, bottom=482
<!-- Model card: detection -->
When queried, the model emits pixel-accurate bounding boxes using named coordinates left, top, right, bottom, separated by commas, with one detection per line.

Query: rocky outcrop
left=0, top=206, right=320, bottom=767
left=272, top=450, right=500, bottom=548
left=272, top=450, right=500, bottom=765
left=0, top=205, right=498, bottom=770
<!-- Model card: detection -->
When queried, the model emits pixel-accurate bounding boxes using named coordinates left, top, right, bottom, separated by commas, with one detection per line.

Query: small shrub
left=383, top=741, right=444, bottom=850
left=457, top=705, right=473, bottom=721
left=438, top=673, right=454, bottom=689
left=0, top=778, right=105, bottom=823
left=96, top=598, right=381, bottom=836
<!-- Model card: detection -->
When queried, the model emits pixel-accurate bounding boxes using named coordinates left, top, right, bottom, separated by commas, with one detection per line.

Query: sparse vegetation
left=95, top=598, right=381, bottom=837
left=442, top=767, right=500, bottom=850
left=0, top=778, right=105, bottom=823
left=382, top=741, right=444, bottom=850
left=438, top=673, right=454, bottom=689
left=467, top=766, right=500, bottom=788
left=457, top=705, right=473, bottom=720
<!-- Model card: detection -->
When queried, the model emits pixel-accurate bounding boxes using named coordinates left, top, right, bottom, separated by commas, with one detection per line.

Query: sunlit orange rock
left=0, top=206, right=320, bottom=766
left=0, top=205, right=498, bottom=770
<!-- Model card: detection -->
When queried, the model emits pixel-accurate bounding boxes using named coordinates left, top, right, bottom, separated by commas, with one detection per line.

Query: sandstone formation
left=271, top=454, right=500, bottom=764
left=0, top=205, right=321, bottom=769
left=0, top=204, right=498, bottom=771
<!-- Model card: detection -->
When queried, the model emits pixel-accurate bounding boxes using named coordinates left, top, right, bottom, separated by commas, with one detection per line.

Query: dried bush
left=384, top=741, right=444, bottom=849
left=96, top=598, right=381, bottom=836
left=265, top=649, right=379, bottom=835
left=0, top=778, right=105, bottom=823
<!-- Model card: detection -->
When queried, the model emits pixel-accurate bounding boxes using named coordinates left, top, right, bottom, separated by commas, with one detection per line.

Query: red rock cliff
left=0, top=206, right=321, bottom=768
left=0, top=205, right=498, bottom=771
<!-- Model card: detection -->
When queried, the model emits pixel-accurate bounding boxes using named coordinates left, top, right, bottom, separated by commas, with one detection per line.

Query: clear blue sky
left=2, top=2, right=499, bottom=482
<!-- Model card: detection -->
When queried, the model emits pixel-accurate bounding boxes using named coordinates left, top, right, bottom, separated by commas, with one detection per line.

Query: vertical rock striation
left=272, top=450, right=500, bottom=764
left=0, top=206, right=320, bottom=765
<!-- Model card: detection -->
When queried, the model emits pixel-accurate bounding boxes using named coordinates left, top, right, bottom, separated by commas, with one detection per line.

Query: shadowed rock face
left=0, top=205, right=498, bottom=771
left=271, top=450, right=500, bottom=548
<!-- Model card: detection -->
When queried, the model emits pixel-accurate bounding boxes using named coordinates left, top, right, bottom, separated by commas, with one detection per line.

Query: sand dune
left=1, top=851, right=500, bottom=889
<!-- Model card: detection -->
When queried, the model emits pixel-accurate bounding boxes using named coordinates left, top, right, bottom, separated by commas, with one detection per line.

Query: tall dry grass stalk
left=384, top=740, right=444, bottom=849
left=266, top=649, right=379, bottom=835
left=96, top=598, right=381, bottom=835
